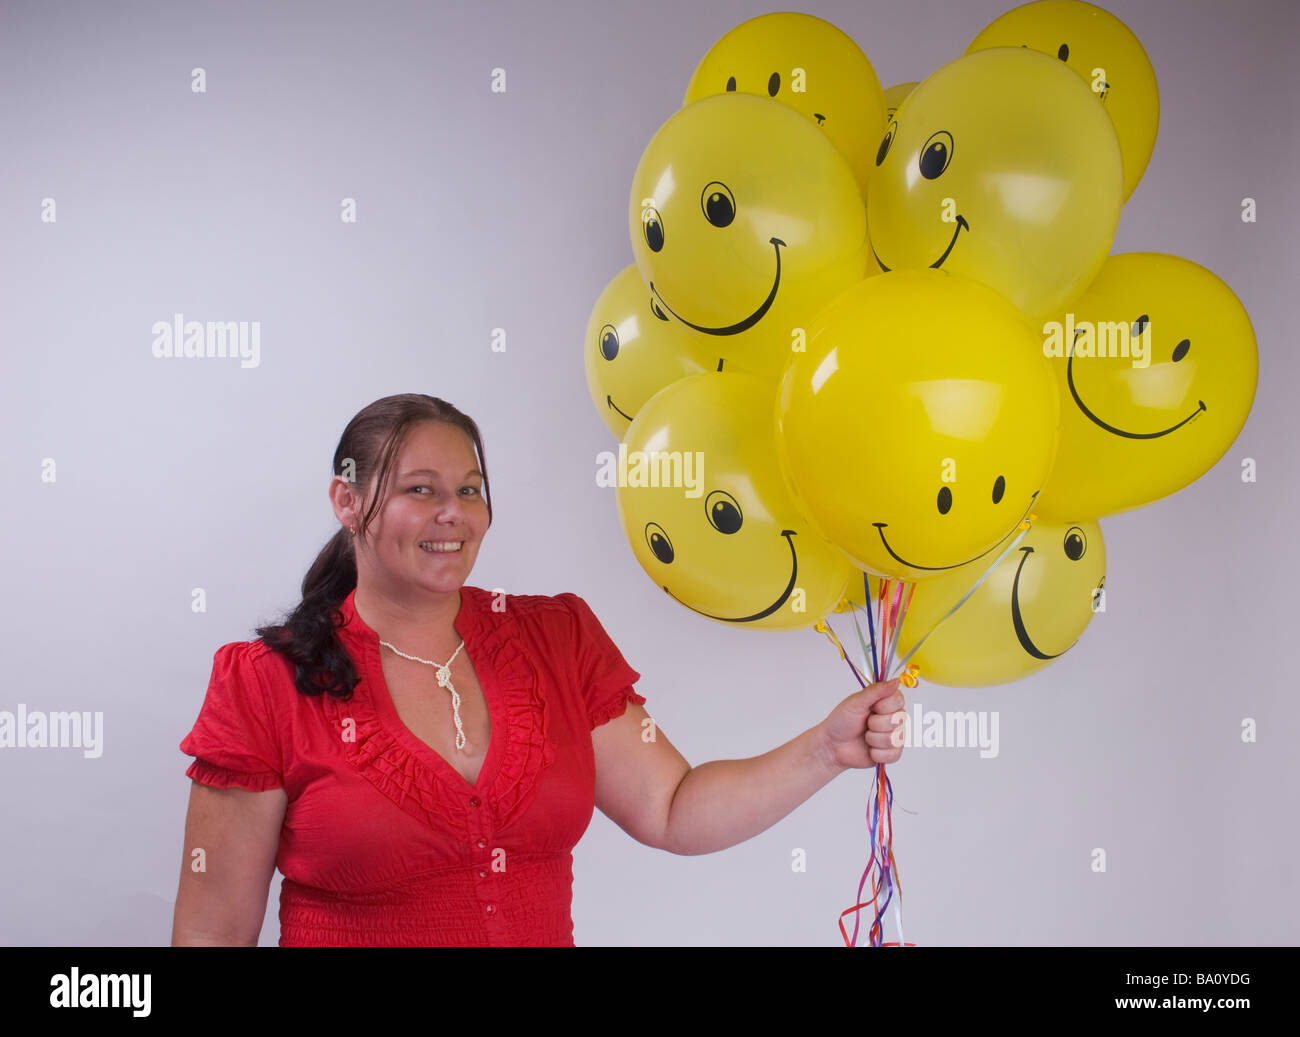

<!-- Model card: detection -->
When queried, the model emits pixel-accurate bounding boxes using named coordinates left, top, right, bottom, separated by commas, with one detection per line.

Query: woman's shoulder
left=208, top=636, right=300, bottom=693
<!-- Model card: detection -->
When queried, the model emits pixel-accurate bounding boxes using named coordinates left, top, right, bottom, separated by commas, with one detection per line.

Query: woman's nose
left=434, top=491, right=466, bottom=523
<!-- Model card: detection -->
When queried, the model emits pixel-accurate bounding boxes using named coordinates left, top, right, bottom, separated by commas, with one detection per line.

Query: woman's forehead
left=396, top=423, right=478, bottom=472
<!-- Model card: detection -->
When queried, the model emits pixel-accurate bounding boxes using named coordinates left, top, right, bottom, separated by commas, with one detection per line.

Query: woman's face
left=349, top=421, right=489, bottom=598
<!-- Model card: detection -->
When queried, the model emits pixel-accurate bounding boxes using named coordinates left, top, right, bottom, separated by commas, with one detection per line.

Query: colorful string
left=817, top=596, right=917, bottom=948
left=816, top=513, right=1040, bottom=948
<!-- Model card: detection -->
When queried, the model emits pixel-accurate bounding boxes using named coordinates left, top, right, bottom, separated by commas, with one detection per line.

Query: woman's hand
left=820, top=678, right=907, bottom=771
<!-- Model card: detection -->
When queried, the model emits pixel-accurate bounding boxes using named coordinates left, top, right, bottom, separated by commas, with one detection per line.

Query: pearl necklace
left=379, top=638, right=468, bottom=751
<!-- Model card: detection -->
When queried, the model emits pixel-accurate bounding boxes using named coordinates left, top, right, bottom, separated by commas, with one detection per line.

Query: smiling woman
left=172, top=392, right=904, bottom=947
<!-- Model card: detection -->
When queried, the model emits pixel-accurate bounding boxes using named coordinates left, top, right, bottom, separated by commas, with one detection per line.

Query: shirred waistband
left=278, top=854, right=576, bottom=946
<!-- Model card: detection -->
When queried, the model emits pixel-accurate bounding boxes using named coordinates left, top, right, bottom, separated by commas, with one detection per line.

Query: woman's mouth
left=419, top=540, right=463, bottom=553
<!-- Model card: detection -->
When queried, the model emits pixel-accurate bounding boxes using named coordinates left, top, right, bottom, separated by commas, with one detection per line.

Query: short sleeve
left=179, top=641, right=284, bottom=791
left=557, top=594, right=645, bottom=731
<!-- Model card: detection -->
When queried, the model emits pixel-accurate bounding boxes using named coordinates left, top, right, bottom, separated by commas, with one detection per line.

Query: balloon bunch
left=582, top=2, right=1258, bottom=946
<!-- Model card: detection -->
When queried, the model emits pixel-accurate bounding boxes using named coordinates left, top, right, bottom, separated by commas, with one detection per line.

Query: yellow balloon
left=889, top=518, right=1106, bottom=686
left=867, top=47, right=1123, bottom=323
left=777, top=270, right=1060, bottom=581
left=966, top=0, right=1159, bottom=201
left=584, top=265, right=709, bottom=439
left=882, top=80, right=918, bottom=120
left=683, top=12, right=888, bottom=198
left=1036, top=253, right=1258, bottom=521
left=615, top=371, right=854, bottom=630
left=629, top=93, right=870, bottom=379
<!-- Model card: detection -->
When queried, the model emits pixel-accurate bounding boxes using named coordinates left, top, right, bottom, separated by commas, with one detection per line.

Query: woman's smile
left=418, top=539, right=464, bottom=553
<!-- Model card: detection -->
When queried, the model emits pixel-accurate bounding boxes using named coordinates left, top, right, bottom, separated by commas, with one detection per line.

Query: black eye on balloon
left=1057, top=43, right=1070, bottom=61
left=705, top=490, right=743, bottom=534
left=725, top=76, right=736, bottom=91
left=701, top=182, right=736, bottom=228
left=768, top=72, right=780, bottom=96
left=645, top=522, right=674, bottom=564
left=1172, top=338, right=1190, bottom=362
left=876, top=120, right=898, bottom=166
left=642, top=205, right=664, bottom=252
left=919, top=131, right=954, bottom=179
left=599, top=324, right=618, bottom=361
left=650, top=296, right=668, bottom=322
left=992, top=475, right=1006, bottom=504
left=1132, top=314, right=1149, bottom=339
left=1063, top=526, right=1087, bottom=561
left=937, top=486, right=953, bottom=514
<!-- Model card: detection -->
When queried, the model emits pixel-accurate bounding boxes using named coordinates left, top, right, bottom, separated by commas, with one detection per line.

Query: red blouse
left=179, top=585, right=645, bottom=946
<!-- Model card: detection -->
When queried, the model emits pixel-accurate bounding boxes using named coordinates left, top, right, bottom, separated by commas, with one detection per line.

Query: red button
left=476, top=838, right=487, bottom=849
left=478, top=869, right=488, bottom=879
left=485, top=904, right=495, bottom=915
left=469, top=796, right=480, bottom=807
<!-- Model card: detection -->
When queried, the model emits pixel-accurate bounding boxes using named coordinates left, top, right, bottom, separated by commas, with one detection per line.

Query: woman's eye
left=410, top=484, right=480, bottom=496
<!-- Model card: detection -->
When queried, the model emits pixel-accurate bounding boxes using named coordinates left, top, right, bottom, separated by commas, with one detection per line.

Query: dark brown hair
left=256, top=394, right=492, bottom=700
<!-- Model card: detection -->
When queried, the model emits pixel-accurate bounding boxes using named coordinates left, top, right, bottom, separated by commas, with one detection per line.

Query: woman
left=171, top=393, right=906, bottom=946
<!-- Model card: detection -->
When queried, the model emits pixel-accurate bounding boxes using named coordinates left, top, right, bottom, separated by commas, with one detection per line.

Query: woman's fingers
left=866, top=711, right=906, bottom=733
left=865, top=726, right=905, bottom=749
left=868, top=689, right=905, bottom=717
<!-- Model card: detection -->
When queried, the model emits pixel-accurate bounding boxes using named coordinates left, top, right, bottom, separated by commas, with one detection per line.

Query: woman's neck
left=352, top=581, right=466, bottom=655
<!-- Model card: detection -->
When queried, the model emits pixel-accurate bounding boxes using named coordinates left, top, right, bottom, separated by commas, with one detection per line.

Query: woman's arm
left=171, top=781, right=287, bottom=945
left=592, top=680, right=904, bottom=856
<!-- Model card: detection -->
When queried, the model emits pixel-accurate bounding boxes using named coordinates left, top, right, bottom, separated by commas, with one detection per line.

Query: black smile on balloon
left=872, top=491, right=1038, bottom=572
left=605, top=395, right=634, bottom=422
left=649, top=238, right=785, bottom=335
left=1011, top=555, right=1104, bottom=660
left=1010, top=547, right=1068, bottom=660
left=663, top=529, right=799, bottom=622
left=872, top=214, right=968, bottom=273
left=1066, top=339, right=1207, bottom=439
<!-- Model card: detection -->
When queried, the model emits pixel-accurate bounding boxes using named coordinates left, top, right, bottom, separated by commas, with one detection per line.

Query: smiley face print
left=1036, top=253, right=1258, bottom=521
left=683, top=11, right=888, bottom=198
left=615, top=370, right=853, bottom=630
left=629, top=93, right=870, bottom=378
left=584, top=265, right=708, bottom=439
left=866, top=47, right=1123, bottom=322
left=895, top=517, right=1107, bottom=686
left=778, top=270, right=1061, bottom=581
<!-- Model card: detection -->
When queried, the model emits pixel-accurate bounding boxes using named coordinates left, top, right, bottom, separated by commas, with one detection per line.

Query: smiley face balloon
left=967, top=0, right=1159, bottom=200
left=1036, top=253, right=1258, bottom=521
left=584, top=265, right=709, bottom=439
left=868, top=47, right=1123, bottom=323
left=615, top=370, right=854, bottom=630
left=629, top=93, right=870, bottom=379
left=885, top=517, right=1106, bottom=686
left=777, top=270, right=1060, bottom=581
left=683, top=12, right=888, bottom=198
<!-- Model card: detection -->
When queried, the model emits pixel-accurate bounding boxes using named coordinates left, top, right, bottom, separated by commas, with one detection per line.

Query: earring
left=349, top=527, right=356, bottom=536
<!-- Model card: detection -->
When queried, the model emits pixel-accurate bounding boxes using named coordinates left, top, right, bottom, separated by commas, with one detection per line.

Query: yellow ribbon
left=813, top=619, right=847, bottom=661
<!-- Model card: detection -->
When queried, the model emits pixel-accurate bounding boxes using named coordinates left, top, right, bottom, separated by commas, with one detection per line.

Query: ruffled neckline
left=324, top=585, right=555, bottom=837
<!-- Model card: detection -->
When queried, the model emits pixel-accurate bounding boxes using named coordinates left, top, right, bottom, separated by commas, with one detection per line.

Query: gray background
left=1, top=0, right=1295, bottom=946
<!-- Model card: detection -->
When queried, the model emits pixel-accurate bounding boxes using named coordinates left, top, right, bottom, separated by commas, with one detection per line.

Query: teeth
left=420, top=541, right=462, bottom=553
